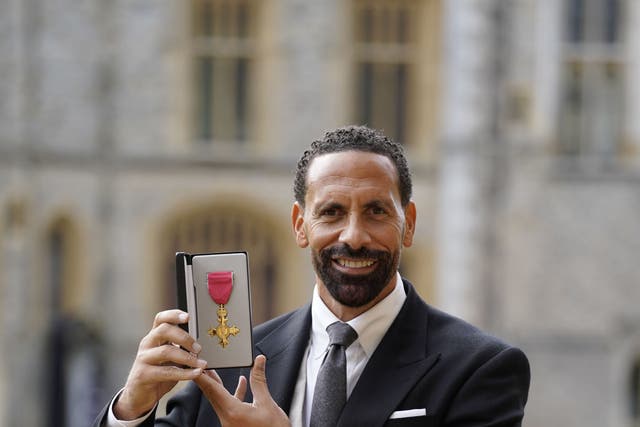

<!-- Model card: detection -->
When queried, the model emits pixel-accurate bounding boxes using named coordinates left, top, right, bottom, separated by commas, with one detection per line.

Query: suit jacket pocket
left=383, top=415, right=434, bottom=427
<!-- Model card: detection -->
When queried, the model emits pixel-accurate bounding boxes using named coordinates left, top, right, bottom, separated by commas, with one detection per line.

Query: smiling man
left=293, top=147, right=415, bottom=321
left=95, top=125, right=530, bottom=427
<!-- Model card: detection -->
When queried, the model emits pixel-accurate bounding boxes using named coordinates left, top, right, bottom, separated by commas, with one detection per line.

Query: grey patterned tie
left=310, top=321, right=358, bottom=427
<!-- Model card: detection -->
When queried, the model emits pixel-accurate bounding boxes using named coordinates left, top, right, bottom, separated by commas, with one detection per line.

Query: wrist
left=113, top=388, right=154, bottom=421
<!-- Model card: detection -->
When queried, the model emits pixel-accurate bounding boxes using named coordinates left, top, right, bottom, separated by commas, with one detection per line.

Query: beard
left=311, top=243, right=400, bottom=308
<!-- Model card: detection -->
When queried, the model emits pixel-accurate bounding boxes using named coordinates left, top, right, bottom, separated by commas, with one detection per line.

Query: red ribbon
left=207, top=271, right=233, bottom=304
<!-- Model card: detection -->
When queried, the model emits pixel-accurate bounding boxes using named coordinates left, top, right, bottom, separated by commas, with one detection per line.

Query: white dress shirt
left=106, top=273, right=406, bottom=427
left=106, top=389, right=155, bottom=427
left=300, top=273, right=406, bottom=427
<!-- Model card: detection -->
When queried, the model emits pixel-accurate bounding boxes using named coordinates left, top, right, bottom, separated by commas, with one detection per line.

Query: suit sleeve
left=91, top=383, right=208, bottom=427
left=443, top=346, right=531, bottom=427
left=152, top=382, right=209, bottom=427
left=92, top=369, right=247, bottom=427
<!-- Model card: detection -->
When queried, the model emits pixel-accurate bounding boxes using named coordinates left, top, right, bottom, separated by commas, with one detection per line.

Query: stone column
left=1, top=0, right=46, bottom=424
left=437, top=0, right=498, bottom=325
left=2, top=200, right=38, bottom=426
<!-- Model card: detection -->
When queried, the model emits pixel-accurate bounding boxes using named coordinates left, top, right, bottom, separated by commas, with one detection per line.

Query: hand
left=114, top=309, right=207, bottom=420
left=194, top=355, right=290, bottom=427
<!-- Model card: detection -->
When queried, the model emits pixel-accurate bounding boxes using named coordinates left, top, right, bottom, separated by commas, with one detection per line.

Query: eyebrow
left=363, top=199, right=393, bottom=210
left=313, top=201, right=345, bottom=214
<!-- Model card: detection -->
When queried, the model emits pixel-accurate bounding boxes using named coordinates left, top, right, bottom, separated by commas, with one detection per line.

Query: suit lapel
left=255, top=305, right=312, bottom=413
left=338, top=281, right=441, bottom=427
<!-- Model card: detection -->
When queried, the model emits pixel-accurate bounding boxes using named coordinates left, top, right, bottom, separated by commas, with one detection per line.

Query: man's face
left=291, top=151, right=416, bottom=313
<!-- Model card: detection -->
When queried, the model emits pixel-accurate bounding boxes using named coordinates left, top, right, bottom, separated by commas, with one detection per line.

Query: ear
left=291, top=202, right=309, bottom=248
left=402, top=201, right=416, bottom=247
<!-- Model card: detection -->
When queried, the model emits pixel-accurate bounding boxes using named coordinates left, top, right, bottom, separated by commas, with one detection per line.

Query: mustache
left=321, top=244, right=389, bottom=260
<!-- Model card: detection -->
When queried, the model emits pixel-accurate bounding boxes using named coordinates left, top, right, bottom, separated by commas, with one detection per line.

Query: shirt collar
left=310, top=272, right=407, bottom=358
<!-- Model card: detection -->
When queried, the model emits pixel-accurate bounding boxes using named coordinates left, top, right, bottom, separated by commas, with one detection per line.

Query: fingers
left=153, top=309, right=189, bottom=328
left=138, top=343, right=207, bottom=370
left=138, top=309, right=206, bottom=378
left=249, top=355, right=272, bottom=405
left=114, top=310, right=203, bottom=421
left=234, top=375, right=248, bottom=401
left=136, top=310, right=207, bottom=377
left=207, top=368, right=223, bottom=385
left=142, top=319, right=201, bottom=355
left=194, top=370, right=237, bottom=411
left=133, top=364, right=204, bottom=385
left=196, top=356, right=290, bottom=427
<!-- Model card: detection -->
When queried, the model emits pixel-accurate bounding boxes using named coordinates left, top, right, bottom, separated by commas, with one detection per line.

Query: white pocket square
left=389, top=408, right=427, bottom=419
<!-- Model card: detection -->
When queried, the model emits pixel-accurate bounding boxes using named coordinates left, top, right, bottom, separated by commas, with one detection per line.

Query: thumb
left=249, top=355, right=273, bottom=405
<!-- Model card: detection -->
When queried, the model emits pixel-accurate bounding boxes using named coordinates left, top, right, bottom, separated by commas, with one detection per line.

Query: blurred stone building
left=1, top=1, right=639, bottom=426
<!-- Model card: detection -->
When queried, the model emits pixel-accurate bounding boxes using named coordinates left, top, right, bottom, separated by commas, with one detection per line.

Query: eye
left=367, top=204, right=388, bottom=216
left=371, top=206, right=386, bottom=215
left=318, top=206, right=343, bottom=218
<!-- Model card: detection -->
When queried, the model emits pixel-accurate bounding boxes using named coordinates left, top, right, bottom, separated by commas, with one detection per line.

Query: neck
left=317, top=277, right=396, bottom=322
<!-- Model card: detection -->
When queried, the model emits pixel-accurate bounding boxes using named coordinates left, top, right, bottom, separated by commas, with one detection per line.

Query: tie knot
left=326, top=321, right=358, bottom=348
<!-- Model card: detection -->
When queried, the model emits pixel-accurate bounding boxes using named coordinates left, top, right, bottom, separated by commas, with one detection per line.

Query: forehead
left=306, top=151, right=400, bottom=200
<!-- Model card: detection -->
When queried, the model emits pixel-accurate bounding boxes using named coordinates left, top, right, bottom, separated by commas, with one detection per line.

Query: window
left=352, top=0, right=422, bottom=145
left=192, top=0, right=257, bottom=143
left=161, top=207, right=277, bottom=324
left=47, top=217, right=78, bottom=315
left=558, top=0, right=626, bottom=158
left=46, top=217, right=102, bottom=427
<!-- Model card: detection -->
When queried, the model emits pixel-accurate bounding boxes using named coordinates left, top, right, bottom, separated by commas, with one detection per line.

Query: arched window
left=192, top=0, right=258, bottom=143
left=45, top=216, right=102, bottom=427
left=161, top=206, right=278, bottom=324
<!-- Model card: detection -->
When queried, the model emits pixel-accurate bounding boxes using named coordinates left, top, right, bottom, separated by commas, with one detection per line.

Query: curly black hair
left=294, top=125, right=412, bottom=207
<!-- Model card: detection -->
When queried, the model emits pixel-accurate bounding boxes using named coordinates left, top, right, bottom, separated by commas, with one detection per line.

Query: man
left=94, top=125, right=530, bottom=427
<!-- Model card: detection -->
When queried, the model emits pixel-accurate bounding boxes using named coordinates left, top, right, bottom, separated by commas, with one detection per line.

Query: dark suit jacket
left=95, top=279, right=530, bottom=426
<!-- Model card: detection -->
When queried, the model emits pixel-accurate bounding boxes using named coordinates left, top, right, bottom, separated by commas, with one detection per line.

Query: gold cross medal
left=206, top=271, right=240, bottom=348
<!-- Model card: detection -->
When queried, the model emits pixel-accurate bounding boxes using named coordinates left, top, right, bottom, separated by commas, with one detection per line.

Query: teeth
left=337, top=259, right=375, bottom=268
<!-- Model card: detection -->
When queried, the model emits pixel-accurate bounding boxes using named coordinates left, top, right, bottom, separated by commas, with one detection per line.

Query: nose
left=338, top=214, right=371, bottom=250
